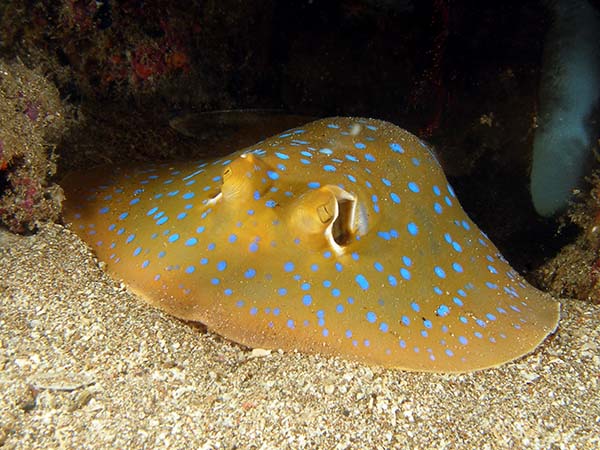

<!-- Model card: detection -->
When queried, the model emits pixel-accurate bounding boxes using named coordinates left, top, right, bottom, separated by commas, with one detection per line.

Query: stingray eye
left=290, top=185, right=358, bottom=254
left=219, top=153, right=272, bottom=201
left=317, top=202, right=334, bottom=223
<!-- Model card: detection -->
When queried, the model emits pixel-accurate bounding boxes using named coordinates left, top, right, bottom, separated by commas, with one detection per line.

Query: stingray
left=62, top=117, right=560, bottom=372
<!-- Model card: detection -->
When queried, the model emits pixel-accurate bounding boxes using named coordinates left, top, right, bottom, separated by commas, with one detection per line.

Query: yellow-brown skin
left=62, top=118, right=560, bottom=372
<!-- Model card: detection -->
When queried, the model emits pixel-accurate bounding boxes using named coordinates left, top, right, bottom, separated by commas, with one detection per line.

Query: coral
left=534, top=170, right=600, bottom=303
left=0, top=60, right=67, bottom=233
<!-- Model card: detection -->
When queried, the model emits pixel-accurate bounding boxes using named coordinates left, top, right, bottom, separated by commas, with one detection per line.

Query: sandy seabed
left=0, top=224, right=598, bottom=449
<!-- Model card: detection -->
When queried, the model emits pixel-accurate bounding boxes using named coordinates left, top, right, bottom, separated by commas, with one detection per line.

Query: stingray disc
left=62, top=117, right=560, bottom=372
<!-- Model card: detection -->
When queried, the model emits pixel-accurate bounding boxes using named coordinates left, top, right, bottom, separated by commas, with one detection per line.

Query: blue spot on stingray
left=156, top=216, right=168, bottom=225
left=158, top=251, right=166, bottom=258
left=436, top=305, right=450, bottom=317
left=434, top=203, right=443, bottom=214
left=401, top=316, right=410, bottom=326
left=301, top=282, right=310, bottom=291
left=452, top=262, right=463, bottom=273
left=407, top=222, right=418, bottom=235
left=378, top=231, right=391, bottom=241
left=433, top=185, right=441, bottom=196
left=207, top=242, right=216, bottom=251
left=390, top=192, right=401, bottom=204
left=388, top=275, right=397, bottom=287
left=374, top=262, right=384, bottom=272
left=141, top=260, right=149, bottom=268
left=308, top=181, right=320, bottom=189
left=129, top=198, right=140, bottom=205
left=217, top=261, right=227, bottom=271
left=284, top=261, right=294, bottom=272
left=389, top=143, right=404, bottom=153
left=177, top=212, right=187, bottom=220
left=126, top=234, right=135, bottom=244
left=408, top=182, right=420, bottom=193
left=267, top=170, right=279, bottom=180
left=265, top=200, right=276, bottom=208
left=379, top=323, right=389, bottom=333
left=133, top=247, right=142, bottom=256
left=381, top=178, right=392, bottom=186
left=302, top=294, right=312, bottom=306
left=182, top=192, right=195, bottom=200
left=168, top=233, right=180, bottom=243
left=249, top=242, right=259, bottom=253
left=365, top=153, right=376, bottom=162
left=355, top=142, right=366, bottom=150
left=423, top=319, right=432, bottom=329
left=196, top=226, right=205, bottom=234
left=99, top=207, right=109, bottom=214
left=346, top=174, right=357, bottom=183
left=229, top=234, right=238, bottom=243
left=458, top=336, right=468, bottom=345
left=355, top=274, right=369, bottom=290
left=275, top=152, right=289, bottom=160
left=400, top=268, right=411, bottom=280
left=320, top=148, right=333, bottom=155
left=366, top=311, right=376, bottom=323
left=323, top=164, right=336, bottom=172
left=346, top=154, right=358, bottom=162
left=411, top=301, right=420, bottom=312
left=434, top=266, right=446, bottom=278
left=185, top=265, right=195, bottom=274
left=245, top=268, right=256, bottom=279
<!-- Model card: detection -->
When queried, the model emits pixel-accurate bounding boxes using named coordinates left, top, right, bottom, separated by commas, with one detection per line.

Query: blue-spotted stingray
left=62, top=117, right=560, bottom=372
